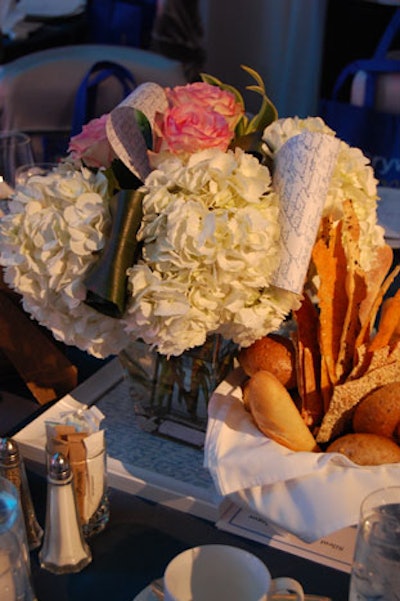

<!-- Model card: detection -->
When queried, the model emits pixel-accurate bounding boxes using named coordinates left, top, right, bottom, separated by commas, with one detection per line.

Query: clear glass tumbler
left=45, top=439, right=109, bottom=539
left=349, top=486, right=400, bottom=601
left=14, top=162, right=59, bottom=186
left=0, top=132, right=34, bottom=189
left=0, top=476, right=37, bottom=600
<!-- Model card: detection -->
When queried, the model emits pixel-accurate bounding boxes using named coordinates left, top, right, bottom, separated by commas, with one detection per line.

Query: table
left=5, top=247, right=399, bottom=601
left=3, top=364, right=352, bottom=601
left=25, top=469, right=350, bottom=601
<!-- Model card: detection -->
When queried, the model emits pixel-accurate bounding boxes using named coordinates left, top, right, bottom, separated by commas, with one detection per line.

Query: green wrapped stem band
left=84, top=189, right=143, bottom=318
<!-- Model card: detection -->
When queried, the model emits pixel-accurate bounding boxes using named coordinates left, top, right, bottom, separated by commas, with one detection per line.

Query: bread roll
left=327, top=433, right=400, bottom=465
left=243, top=370, right=319, bottom=452
left=238, top=334, right=296, bottom=389
left=353, top=381, right=400, bottom=442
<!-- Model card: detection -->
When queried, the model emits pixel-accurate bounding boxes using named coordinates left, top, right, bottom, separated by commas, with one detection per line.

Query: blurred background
left=1, top=0, right=399, bottom=117
left=0, top=0, right=399, bottom=426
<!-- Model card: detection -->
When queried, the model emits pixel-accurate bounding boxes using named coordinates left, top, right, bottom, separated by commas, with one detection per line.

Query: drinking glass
left=0, top=476, right=36, bottom=601
left=0, top=132, right=34, bottom=189
left=14, top=163, right=60, bottom=186
left=45, top=434, right=109, bottom=539
left=349, top=486, right=400, bottom=601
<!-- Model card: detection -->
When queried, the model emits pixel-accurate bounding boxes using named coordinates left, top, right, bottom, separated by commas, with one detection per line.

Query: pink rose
left=68, top=114, right=115, bottom=168
left=167, top=82, right=244, bottom=132
left=160, top=104, right=233, bottom=154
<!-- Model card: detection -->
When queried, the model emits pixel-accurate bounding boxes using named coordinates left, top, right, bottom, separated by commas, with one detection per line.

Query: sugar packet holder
left=45, top=406, right=106, bottom=524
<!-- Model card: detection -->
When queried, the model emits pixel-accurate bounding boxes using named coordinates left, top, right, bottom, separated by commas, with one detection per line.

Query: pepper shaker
left=0, top=437, right=43, bottom=550
left=39, top=452, right=92, bottom=574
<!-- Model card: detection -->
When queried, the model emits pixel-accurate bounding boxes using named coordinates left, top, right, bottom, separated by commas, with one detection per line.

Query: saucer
left=132, top=585, right=158, bottom=601
left=133, top=585, right=331, bottom=601
left=132, top=587, right=332, bottom=600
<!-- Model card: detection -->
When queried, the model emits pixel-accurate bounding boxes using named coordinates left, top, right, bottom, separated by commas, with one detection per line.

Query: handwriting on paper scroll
left=106, top=82, right=168, bottom=182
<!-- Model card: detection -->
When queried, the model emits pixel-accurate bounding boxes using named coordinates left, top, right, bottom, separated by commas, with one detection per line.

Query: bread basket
left=204, top=368, right=400, bottom=543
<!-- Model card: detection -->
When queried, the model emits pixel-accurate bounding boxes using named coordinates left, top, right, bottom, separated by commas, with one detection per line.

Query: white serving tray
left=15, top=358, right=357, bottom=572
left=14, top=358, right=225, bottom=523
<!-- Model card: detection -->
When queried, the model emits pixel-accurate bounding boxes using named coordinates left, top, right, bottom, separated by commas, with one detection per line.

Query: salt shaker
left=0, top=437, right=43, bottom=550
left=39, top=452, right=92, bottom=574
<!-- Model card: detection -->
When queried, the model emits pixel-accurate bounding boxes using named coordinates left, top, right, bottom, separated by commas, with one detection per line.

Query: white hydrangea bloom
left=2, top=116, right=383, bottom=360
left=123, top=148, right=284, bottom=355
left=262, top=117, right=385, bottom=270
left=0, top=165, right=130, bottom=357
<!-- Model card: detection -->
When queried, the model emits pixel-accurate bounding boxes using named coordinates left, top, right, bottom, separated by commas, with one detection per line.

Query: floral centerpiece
left=0, top=66, right=387, bottom=438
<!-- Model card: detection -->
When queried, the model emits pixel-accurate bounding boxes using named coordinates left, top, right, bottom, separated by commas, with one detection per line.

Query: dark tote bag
left=42, top=60, right=137, bottom=161
left=319, top=9, right=400, bottom=188
left=71, top=60, right=137, bottom=137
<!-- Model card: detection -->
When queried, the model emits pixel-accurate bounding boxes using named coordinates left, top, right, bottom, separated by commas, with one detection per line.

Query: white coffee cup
left=163, top=544, right=304, bottom=601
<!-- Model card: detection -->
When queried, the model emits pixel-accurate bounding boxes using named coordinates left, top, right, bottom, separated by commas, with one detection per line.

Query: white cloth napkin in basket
left=204, top=369, right=400, bottom=543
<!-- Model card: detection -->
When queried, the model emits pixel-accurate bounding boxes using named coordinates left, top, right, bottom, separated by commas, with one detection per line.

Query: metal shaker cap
left=48, top=452, right=71, bottom=481
left=0, top=437, right=19, bottom=466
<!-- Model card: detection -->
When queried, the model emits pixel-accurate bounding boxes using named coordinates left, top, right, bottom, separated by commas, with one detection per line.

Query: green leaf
left=240, top=64, right=278, bottom=135
left=200, top=72, right=245, bottom=108
left=240, top=65, right=266, bottom=89
left=246, top=85, right=265, bottom=95
left=234, top=114, right=249, bottom=138
left=200, top=72, right=224, bottom=87
left=247, top=96, right=278, bottom=133
left=201, top=65, right=278, bottom=145
left=133, top=109, right=153, bottom=150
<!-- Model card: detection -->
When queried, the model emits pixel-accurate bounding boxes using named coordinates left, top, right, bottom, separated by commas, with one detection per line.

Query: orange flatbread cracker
left=369, top=288, right=400, bottom=352
left=312, top=220, right=348, bottom=386
left=320, top=355, right=333, bottom=414
left=293, top=293, right=324, bottom=428
left=359, top=244, right=393, bottom=327
left=335, top=201, right=367, bottom=384
left=350, top=344, right=391, bottom=381
left=380, top=295, right=400, bottom=346
left=301, top=346, right=324, bottom=429
left=356, top=265, right=400, bottom=351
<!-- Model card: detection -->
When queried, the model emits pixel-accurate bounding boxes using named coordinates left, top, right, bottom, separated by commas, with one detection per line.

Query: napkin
left=204, top=369, right=400, bottom=542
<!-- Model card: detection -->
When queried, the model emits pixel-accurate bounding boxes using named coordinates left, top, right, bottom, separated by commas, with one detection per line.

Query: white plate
left=132, top=585, right=158, bottom=601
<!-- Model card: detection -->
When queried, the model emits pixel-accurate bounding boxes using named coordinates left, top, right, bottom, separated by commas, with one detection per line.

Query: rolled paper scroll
left=84, top=189, right=143, bottom=318
left=271, top=131, right=340, bottom=295
left=106, top=82, right=168, bottom=181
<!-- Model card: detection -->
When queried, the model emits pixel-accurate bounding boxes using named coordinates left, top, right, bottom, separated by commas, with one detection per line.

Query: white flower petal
left=0, top=165, right=128, bottom=357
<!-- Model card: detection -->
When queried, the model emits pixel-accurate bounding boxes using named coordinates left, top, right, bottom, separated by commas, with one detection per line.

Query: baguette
left=243, top=370, right=319, bottom=452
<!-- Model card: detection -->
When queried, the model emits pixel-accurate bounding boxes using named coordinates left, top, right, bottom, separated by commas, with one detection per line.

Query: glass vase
left=119, top=335, right=237, bottom=448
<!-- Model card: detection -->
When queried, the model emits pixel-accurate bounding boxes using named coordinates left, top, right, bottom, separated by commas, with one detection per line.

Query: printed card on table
left=217, top=503, right=356, bottom=574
